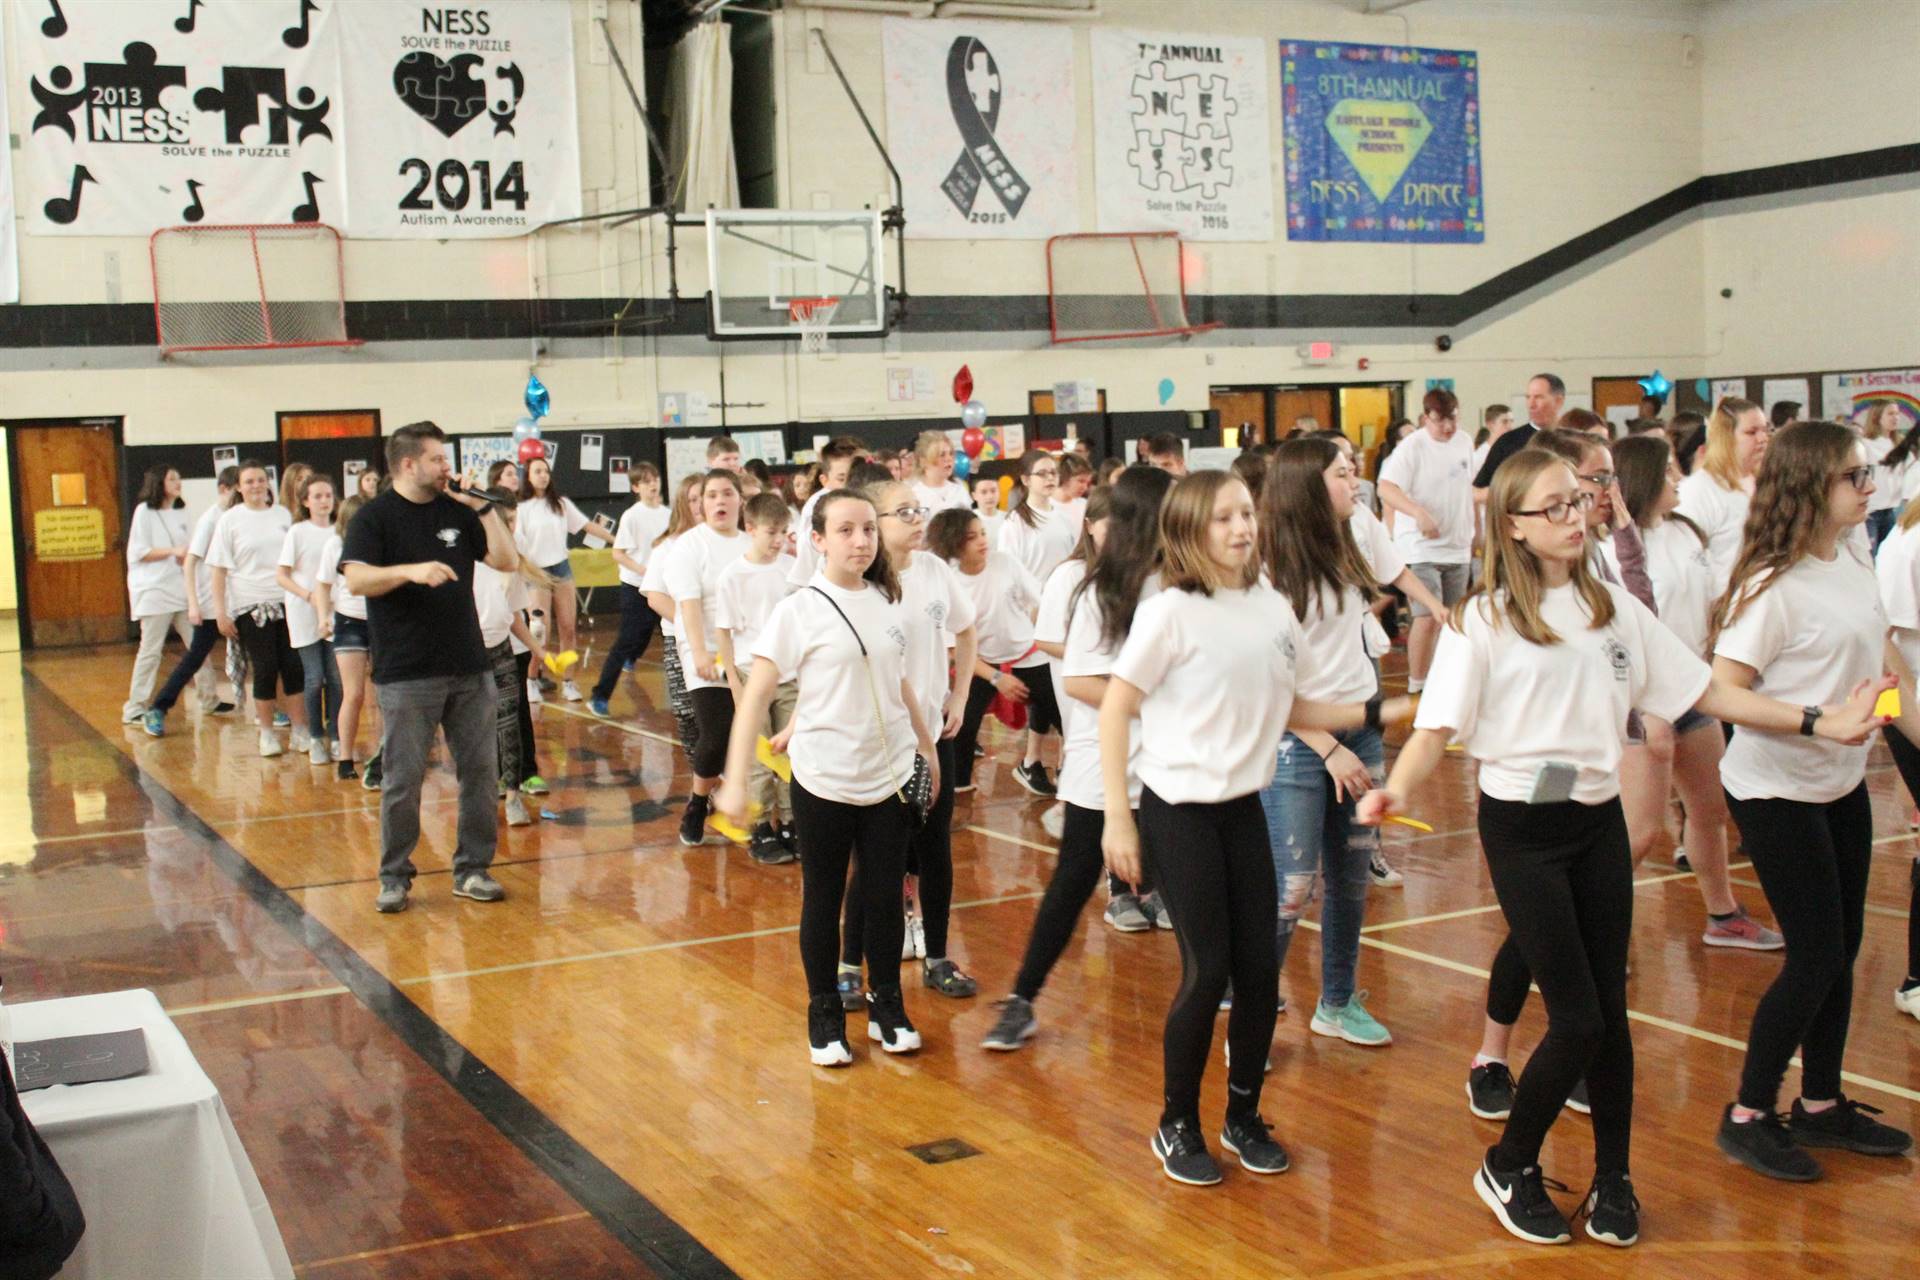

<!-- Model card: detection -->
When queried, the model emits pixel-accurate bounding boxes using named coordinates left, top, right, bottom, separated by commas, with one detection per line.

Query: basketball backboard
left=705, top=210, right=887, bottom=339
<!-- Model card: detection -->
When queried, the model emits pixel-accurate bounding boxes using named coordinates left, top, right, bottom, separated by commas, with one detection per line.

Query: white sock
left=1472, top=1054, right=1506, bottom=1069
left=1408, top=677, right=1426, bottom=693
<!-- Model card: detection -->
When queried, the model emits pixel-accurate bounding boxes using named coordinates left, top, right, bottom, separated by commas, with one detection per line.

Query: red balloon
left=952, top=364, right=973, bottom=405
left=960, top=426, right=985, bottom=458
left=517, top=438, right=547, bottom=463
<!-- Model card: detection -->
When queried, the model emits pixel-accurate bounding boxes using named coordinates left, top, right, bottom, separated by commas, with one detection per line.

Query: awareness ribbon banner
left=1281, top=39, right=1485, bottom=244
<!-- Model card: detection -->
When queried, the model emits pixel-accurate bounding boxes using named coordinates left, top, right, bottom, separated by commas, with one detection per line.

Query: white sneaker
left=291, top=728, right=312, bottom=752
left=900, top=913, right=926, bottom=960
left=505, top=792, right=532, bottom=826
left=526, top=678, right=543, bottom=705
left=1040, top=802, right=1065, bottom=840
left=122, top=706, right=147, bottom=724
left=1897, top=983, right=1920, bottom=1022
left=1369, top=851, right=1405, bottom=887
left=259, top=730, right=283, bottom=758
left=308, top=739, right=331, bottom=766
left=562, top=679, right=584, bottom=702
left=330, top=740, right=342, bottom=761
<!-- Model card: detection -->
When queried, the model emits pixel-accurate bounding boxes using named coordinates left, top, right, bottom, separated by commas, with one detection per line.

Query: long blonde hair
left=1700, top=397, right=1761, bottom=491
left=491, top=495, right=556, bottom=589
left=1160, top=471, right=1256, bottom=596
left=1458, top=449, right=1615, bottom=646
left=656, top=473, right=704, bottom=547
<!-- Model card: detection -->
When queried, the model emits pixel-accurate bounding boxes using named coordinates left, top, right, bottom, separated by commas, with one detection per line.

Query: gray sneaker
left=505, top=793, right=532, bottom=826
left=375, top=881, right=409, bottom=913
left=453, top=872, right=506, bottom=902
left=1141, top=890, right=1175, bottom=930
left=1104, top=893, right=1151, bottom=932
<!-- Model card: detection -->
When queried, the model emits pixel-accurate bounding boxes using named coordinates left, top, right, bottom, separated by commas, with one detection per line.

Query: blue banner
left=1281, top=40, right=1484, bottom=243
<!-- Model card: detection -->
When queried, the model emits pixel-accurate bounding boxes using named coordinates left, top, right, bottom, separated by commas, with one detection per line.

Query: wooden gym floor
left=2, top=626, right=1916, bottom=1279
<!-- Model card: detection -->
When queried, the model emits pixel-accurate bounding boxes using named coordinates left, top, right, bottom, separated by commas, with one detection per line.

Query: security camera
left=1720, top=288, right=1733, bottom=299
left=1435, top=334, right=1453, bottom=352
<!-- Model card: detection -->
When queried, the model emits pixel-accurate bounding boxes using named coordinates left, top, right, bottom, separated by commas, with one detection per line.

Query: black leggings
left=1138, top=788, right=1276, bottom=1129
left=1881, top=724, right=1920, bottom=982
left=512, top=650, right=538, bottom=784
left=1478, top=795, right=1634, bottom=1175
left=1725, top=783, right=1873, bottom=1110
left=1012, top=803, right=1151, bottom=1002
left=235, top=612, right=303, bottom=701
left=794, top=778, right=912, bottom=998
left=951, top=662, right=1061, bottom=787
left=843, top=738, right=958, bottom=965
left=688, top=686, right=733, bottom=779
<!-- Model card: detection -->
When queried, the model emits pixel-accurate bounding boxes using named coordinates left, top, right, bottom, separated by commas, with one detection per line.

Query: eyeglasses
left=1836, top=466, right=1874, bottom=492
left=1512, top=491, right=1597, bottom=524
left=880, top=504, right=930, bottom=522
left=1028, top=468, right=1058, bottom=479
left=1577, top=470, right=1615, bottom=489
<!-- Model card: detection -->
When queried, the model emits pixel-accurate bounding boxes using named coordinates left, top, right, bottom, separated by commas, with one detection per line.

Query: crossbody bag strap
left=807, top=586, right=907, bottom=802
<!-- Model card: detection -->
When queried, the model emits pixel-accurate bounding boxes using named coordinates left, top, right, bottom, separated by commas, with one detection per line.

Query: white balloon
left=960, top=400, right=988, bottom=430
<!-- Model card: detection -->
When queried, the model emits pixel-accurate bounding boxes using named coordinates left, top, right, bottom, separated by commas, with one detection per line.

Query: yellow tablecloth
left=568, top=546, right=620, bottom=589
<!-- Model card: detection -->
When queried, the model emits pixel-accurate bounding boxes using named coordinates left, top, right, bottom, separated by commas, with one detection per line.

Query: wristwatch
left=1799, top=705, right=1822, bottom=737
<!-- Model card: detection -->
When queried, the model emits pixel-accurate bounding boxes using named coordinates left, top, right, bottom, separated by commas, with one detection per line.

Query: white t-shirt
left=277, top=521, right=337, bottom=648
left=613, top=502, right=672, bottom=588
left=473, top=562, right=530, bottom=650
left=665, top=523, right=750, bottom=690
left=1877, top=521, right=1920, bottom=675
left=753, top=575, right=917, bottom=806
left=1058, top=575, right=1158, bottom=811
left=912, top=477, right=973, bottom=515
left=1113, top=583, right=1311, bottom=805
left=1640, top=519, right=1716, bottom=657
left=1417, top=581, right=1712, bottom=805
left=643, top=533, right=680, bottom=637
left=1862, top=435, right=1900, bottom=513
left=713, top=554, right=795, bottom=671
left=996, top=505, right=1079, bottom=583
left=315, top=535, right=365, bottom=621
left=516, top=495, right=589, bottom=567
left=953, top=552, right=1044, bottom=666
left=1289, top=550, right=1400, bottom=705
left=126, top=505, right=190, bottom=619
left=1036, top=559, right=1086, bottom=728
left=1350, top=505, right=1403, bottom=659
left=898, top=550, right=977, bottom=729
left=184, top=503, right=226, bottom=617
left=206, top=503, right=292, bottom=613
left=979, top=509, right=1005, bottom=545
left=1675, top=470, right=1750, bottom=600
left=786, top=488, right=830, bottom=587
left=1377, top=428, right=1476, bottom=565
left=1716, top=548, right=1884, bottom=803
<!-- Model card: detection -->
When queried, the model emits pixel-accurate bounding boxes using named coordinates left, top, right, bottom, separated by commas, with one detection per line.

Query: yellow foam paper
left=755, top=737, right=792, bottom=783
left=543, top=649, right=580, bottom=676
left=1875, top=688, right=1902, bottom=719
left=1385, top=815, right=1434, bottom=833
left=708, top=801, right=763, bottom=846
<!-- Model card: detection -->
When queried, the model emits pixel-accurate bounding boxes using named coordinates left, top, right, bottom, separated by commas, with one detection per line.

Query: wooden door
left=1593, top=378, right=1647, bottom=431
left=10, top=419, right=126, bottom=647
left=1209, top=389, right=1268, bottom=446
left=280, top=409, right=382, bottom=498
left=1273, top=388, right=1336, bottom=440
left=1339, top=386, right=1394, bottom=451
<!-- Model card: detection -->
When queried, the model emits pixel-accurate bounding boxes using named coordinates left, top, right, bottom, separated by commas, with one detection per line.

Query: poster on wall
left=20, top=0, right=346, bottom=235
left=457, top=434, right=516, bottom=475
left=1280, top=40, right=1484, bottom=244
left=1091, top=29, right=1273, bottom=242
left=337, top=0, right=582, bottom=237
left=881, top=18, right=1078, bottom=239
left=1822, top=369, right=1920, bottom=428
left=0, top=12, right=17, bottom=301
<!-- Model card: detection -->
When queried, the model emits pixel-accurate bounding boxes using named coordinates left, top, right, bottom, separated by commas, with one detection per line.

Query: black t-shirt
left=1472, top=423, right=1539, bottom=488
left=341, top=489, right=489, bottom=684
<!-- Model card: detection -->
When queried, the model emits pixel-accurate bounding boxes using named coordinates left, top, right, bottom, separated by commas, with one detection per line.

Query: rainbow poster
left=1822, top=369, right=1920, bottom=427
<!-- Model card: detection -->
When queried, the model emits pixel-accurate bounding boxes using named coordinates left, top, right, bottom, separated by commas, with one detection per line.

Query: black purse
left=807, top=587, right=932, bottom=829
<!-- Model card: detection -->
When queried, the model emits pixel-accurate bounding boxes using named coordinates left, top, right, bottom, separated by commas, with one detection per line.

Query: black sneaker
left=808, top=994, right=851, bottom=1067
left=1013, top=761, right=1057, bottom=797
left=1220, top=1113, right=1290, bottom=1175
left=866, top=985, right=922, bottom=1053
left=1564, top=1077, right=1592, bottom=1115
left=1789, top=1096, right=1913, bottom=1156
left=1474, top=1153, right=1572, bottom=1245
left=1577, top=1170, right=1640, bottom=1247
left=361, top=752, right=383, bottom=792
left=1151, top=1119, right=1222, bottom=1186
left=981, top=995, right=1036, bottom=1051
left=1716, top=1105, right=1822, bottom=1181
left=1468, top=1061, right=1517, bottom=1120
left=779, top=822, right=798, bottom=858
left=679, top=794, right=711, bottom=847
left=336, top=760, right=358, bottom=782
left=213, top=700, right=237, bottom=715
left=749, top=822, right=796, bottom=865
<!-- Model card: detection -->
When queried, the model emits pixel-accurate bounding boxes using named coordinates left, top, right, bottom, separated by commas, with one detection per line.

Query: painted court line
left=545, top=700, right=681, bottom=746
left=168, top=985, right=352, bottom=1018
left=294, top=1211, right=592, bottom=1274
left=1362, top=864, right=1744, bottom=934
left=3, top=824, right=181, bottom=846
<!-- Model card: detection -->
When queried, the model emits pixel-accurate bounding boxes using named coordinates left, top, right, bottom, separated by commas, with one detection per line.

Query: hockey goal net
left=150, top=224, right=360, bottom=356
left=1046, top=231, right=1220, bottom=345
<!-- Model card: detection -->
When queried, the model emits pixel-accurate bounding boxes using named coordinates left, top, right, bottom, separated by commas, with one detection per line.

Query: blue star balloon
left=1636, top=370, right=1672, bottom=405
left=524, top=372, right=551, bottom=419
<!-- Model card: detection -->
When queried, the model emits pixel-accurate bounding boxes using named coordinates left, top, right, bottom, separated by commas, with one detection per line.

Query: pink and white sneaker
left=1702, top=906, right=1785, bottom=951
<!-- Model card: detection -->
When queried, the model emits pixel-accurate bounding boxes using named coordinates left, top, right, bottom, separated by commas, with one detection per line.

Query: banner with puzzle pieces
left=339, top=0, right=581, bottom=238
left=1281, top=40, right=1485, bottom=244
left=20, top=0, right=347, bottom=235
left=1091, top=29, right=1273, bottom=243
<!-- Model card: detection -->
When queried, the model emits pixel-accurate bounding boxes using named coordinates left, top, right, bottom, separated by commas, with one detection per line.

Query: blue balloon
left=524, top=372, right=551, bottom=419
left=952, top=452, right=971, bottom=481
left=1158, top=377, right=1175, bottom=405
left=1693, top=378, right=1710, bottom=400
left=512, top=416, right=539, bottom=443
left=1636, top=370, right=1672, bottom=405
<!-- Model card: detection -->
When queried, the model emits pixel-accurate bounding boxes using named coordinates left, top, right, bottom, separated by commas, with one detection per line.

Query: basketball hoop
left=789, top=296, right=841, bottom=353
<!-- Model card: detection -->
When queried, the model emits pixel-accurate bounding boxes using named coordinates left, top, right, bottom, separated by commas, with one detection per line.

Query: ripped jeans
left=1257, top=725, right=1383, bottom=1009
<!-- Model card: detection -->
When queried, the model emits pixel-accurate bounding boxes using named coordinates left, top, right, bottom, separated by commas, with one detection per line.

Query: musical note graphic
left=292, top=171, right=321, bottom=223
left=175, top=0, right=202, bottom=34
left=44, top=165, right=94, bottom=225
left=42, top=0, right=67, bottom=38
left=182, top=179, right=205, bottom=223
left=282, top=0, right=318, bottom=49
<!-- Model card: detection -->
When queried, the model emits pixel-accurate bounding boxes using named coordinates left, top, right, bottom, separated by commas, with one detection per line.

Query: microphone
left=447, top=479, right=508, bottom=506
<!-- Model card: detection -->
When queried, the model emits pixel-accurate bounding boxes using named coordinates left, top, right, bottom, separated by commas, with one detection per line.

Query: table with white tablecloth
left=14, top=989, right=294, bottom=1280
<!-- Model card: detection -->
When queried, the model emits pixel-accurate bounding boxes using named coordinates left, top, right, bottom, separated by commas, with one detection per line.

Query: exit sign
left=1302, top=341, right=1336, bottom=363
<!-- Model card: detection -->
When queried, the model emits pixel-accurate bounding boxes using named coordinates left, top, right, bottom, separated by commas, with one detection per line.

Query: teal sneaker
left=142, top=709, right=166, bottom=738
left=1309, top=991, right=1392, bottom=1046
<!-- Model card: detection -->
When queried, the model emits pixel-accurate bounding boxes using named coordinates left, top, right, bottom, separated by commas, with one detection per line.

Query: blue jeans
left=297, top=639, right=342, bottom=741
left=1258, top=725, right=1384, bottom=1008
left=1868, top=507, right=1897, bottom=556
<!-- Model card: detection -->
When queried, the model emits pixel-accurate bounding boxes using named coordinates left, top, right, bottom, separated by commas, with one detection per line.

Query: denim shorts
left=1672, top=706, right=1714, bottom=737
left=543, top=558, right=574, bottom=582
left=332, top=615, right=371, bottom=653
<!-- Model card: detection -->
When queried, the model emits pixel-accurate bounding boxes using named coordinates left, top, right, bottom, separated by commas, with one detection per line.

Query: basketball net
left=789, top=296, right=841, bottom=354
